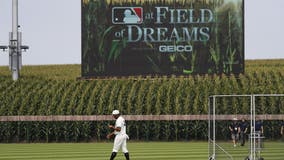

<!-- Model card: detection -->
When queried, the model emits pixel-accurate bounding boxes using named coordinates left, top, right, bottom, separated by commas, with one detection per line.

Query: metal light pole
left=11, top=0, right=20, bottom=81
left=0, top=0, right=29, bottom=81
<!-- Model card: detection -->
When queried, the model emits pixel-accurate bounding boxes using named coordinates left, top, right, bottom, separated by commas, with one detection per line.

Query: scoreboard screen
left=81, top=0, right=244, bottom=77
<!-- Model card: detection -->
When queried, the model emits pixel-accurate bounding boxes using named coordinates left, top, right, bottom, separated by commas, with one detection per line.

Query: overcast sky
left=0, top=0, right=284, bottom=66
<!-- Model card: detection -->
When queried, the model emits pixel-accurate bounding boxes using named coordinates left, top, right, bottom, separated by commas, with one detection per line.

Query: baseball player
left=107, top=110, right=130, bottom=160
left=239, top=118, right=249, bottom=146
left=255, top=118, right=263, bottom=134
left=229, top=118, right=240, bottom=147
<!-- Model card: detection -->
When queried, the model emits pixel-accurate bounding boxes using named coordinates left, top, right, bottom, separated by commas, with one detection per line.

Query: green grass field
left=0, top=142, right=283, bottom=160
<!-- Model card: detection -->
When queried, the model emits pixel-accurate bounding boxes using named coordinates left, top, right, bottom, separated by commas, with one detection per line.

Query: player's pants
left=231, top=133, right=239, bottom=141
left=240, top=131, right=246, bottom=146
left=113, top=134, right=129, bottom=153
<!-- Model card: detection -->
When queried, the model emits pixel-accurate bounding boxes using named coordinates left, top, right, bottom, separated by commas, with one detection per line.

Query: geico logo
left=159, top=45, right=192, bottom=52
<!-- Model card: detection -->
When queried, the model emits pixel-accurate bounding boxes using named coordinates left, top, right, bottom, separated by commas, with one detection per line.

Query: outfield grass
left=214, top=141, right=284, bottom=160
left=0, top=142, right=283, bottom=160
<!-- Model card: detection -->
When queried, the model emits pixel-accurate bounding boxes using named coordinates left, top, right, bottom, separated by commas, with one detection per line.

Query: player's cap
left=233, top=117, right=238, bottom=121
left=112, top=110, right=120, bottom=115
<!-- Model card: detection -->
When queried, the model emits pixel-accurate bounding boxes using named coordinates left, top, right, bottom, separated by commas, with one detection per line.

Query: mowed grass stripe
left=0, top=142, right=206, bottom=160
left=0, top=144, right=98, bottom=160
left=0, top=142, right=283, bottom=160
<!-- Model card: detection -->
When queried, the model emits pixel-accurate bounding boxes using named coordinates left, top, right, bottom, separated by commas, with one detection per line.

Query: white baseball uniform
left=112, top=116, right=129, bottom=153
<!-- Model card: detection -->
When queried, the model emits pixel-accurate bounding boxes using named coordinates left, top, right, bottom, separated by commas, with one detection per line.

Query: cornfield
left=0, top=60, right=284, bottom=142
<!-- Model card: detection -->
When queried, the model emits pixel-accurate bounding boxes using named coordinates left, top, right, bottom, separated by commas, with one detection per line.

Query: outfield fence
left=1, top=114, right=284, bottom=122
left=0, top=115, right=283, bottom=143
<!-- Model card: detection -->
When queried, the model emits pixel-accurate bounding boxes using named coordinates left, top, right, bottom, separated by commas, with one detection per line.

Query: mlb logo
left=112, top=7, right=143, bottom=24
